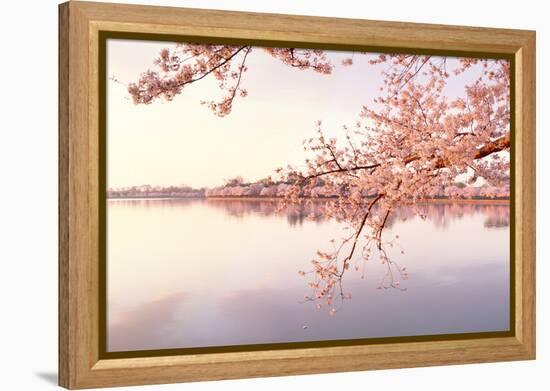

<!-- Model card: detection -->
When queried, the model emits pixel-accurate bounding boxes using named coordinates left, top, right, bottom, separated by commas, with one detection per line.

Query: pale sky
left=106, top=39, right=485, bottom=189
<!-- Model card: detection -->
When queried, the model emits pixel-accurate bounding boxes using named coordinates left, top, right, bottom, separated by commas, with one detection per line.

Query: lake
left=106, top=198, right=510, bottom=352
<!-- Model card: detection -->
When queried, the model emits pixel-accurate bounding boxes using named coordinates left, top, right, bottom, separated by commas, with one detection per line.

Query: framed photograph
left=59, top=1, right=536, bottom=389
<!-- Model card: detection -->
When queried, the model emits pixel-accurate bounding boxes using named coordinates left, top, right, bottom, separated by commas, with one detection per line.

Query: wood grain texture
left=515, top=33, right=536, bottom=355
left=58, top=3, right=70, bottom=387
left=58, top=1, right=536, bottom=389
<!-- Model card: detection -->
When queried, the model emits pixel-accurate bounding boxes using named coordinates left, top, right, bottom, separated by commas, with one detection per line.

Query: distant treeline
left=107, top=185, right=206, bottom=199
left=107, top=178, right=510, bottom=200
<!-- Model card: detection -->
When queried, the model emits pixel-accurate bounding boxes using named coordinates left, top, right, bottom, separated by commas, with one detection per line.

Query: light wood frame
left=59, top=1, right=536, bottom=389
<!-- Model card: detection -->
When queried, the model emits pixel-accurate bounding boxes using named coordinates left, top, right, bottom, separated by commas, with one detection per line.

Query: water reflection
left=107, top=198, right=510, bottom=352
left=108, top=291, right=189, bottom=351
left=109, top=198, right=510, bottom=229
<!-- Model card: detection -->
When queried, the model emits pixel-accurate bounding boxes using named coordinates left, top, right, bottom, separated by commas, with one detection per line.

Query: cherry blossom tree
left=128, top=44, right=331, bottom=116
left=288, top=55, right=509, bottom=313
left=126, top=44, right=510, bottom=314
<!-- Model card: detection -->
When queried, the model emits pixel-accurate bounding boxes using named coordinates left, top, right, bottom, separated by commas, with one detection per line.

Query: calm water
left=106, top=198, right=510, bottom=352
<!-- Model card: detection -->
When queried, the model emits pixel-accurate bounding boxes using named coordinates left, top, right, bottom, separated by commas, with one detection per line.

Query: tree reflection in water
left=205, top=198, right=509, bottom=315
left=109, top=198, right=509, bottom=315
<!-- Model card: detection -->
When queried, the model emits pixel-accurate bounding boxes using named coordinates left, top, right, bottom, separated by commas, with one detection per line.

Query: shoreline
left=107, top=196, right=510, bottom=205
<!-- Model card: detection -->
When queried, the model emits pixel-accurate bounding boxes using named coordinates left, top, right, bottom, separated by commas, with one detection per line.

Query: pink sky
left=107, top=39, right=486, bottom=189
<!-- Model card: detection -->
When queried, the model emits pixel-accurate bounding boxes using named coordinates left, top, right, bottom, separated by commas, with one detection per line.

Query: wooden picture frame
left=59, top=1, right=536, bottom=389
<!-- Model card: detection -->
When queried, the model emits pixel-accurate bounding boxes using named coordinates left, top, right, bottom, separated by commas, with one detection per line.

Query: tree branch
left=338, top=193, right=384, bottom=277
left=178, top=46, right=249, bottom=87
left=304, top=134, right=509, bottom=182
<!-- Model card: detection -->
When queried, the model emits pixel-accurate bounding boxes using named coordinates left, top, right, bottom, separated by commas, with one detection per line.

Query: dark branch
left=177, top=46, right=249, bottom=87
left=338, top=193, right=384, bottom=277
left=303, top=134, right=509, bottom=182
